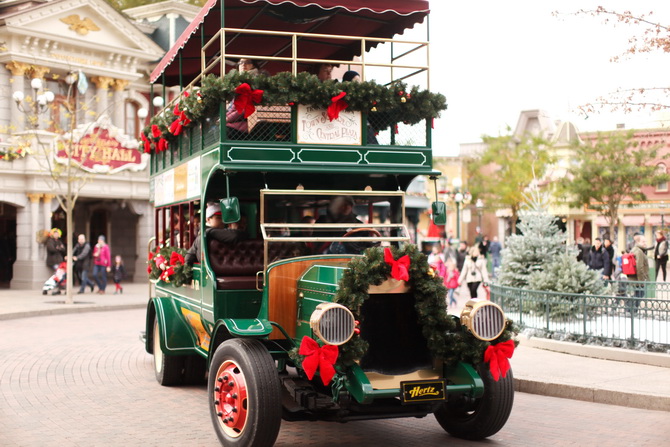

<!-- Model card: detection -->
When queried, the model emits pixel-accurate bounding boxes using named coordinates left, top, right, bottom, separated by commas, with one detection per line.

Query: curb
left=514, top=378, right=670, bottom=412
left=0, top=303, right=146, bottom=321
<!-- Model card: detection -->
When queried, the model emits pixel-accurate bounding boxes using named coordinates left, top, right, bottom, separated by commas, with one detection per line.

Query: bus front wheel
left=209, top=338, right=281, bottom=447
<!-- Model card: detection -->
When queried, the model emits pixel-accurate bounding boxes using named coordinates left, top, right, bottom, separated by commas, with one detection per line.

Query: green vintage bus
left=143, top=1, right=516, bottom=445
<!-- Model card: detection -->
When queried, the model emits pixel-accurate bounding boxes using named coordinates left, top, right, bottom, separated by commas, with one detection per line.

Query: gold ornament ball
left=371, top=106, right=377, bottom=112
left=400, top=97, right=406, bottom=103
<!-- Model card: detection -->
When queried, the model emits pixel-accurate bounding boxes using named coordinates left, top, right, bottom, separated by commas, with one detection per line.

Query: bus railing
left=490, top=282, right=670, bottom=349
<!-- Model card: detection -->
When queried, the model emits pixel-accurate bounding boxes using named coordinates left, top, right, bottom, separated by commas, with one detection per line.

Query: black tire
left=209, top=338, right=282, bottom=447
left=435, top=364, right=514, bottom=440
left=183, top=354, right=207, bottom=385
left=152, top=318, right=185, bottom=386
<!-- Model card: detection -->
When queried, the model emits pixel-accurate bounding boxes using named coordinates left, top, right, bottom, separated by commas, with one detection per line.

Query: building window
left=49, top=95, right=75, bottom=132
left=125, top=100, right=141, bottom=139
left=657, top=163, right=667, bottom=192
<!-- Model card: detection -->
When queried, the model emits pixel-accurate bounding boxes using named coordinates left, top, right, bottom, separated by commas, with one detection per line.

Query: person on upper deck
left=185, top=203, right=246, bottom=266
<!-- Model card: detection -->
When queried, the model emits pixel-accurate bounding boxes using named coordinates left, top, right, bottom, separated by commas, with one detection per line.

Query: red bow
left=169, top=251, right=185, bottom=266
left=158, top=138, right=169, bottom=152
left=384, top=247, right=410, bottom=281
left=160, top=266, right=174, bottom=282
left=484, top=340, right=515, bottom=381
left=327, top=91, right=348, bottom=121
left=298, top=336, right=339, bottom=386
left=170, top=93, right=191, bottom=136
left=233, top=83, right=264, bottom=119
left=151, top=124, right=161, bottom=139
left=140, top=133, right=152, bottom=153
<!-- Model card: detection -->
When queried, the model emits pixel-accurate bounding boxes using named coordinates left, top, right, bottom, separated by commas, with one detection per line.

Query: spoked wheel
left=435, top=364, right=514, bottom=440
left=209, top=338, right=281, bottom=447
left=152, top=318, right=184, bottom=386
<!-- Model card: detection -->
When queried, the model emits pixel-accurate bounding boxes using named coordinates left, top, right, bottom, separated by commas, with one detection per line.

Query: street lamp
left=448, top=177, right=472, bottom=242
left=13, top=77, right=54, bottom=128
left=476, top=198, right=484, bottom=228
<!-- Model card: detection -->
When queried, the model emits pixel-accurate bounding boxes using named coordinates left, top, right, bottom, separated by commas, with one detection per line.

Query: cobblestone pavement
left=1, top=309, right=668, bottom=447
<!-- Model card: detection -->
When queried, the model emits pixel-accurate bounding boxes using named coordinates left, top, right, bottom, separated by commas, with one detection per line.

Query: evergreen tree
left=496, top=190, right=565, bottom=288
left=527, top=252, right=605, bottom=295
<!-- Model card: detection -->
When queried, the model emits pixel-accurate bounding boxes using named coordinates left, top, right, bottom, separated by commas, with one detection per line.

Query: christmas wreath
left=148, top=245, right=193, bottom=287
left=141, top=71, right=447, bottom=153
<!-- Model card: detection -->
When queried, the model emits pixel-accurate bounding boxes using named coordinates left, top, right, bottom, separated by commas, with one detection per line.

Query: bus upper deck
left=142, top=0, right=446, bottom=177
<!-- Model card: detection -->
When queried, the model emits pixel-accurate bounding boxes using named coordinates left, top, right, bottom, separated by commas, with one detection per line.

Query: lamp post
left=13, top=77, right=54, bottom=129
left=449, top=177, right=472, bottom=242
left=476, top=198, right=484, bottom=229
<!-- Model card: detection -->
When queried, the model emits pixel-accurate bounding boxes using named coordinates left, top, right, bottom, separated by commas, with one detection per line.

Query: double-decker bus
left=143, top=1, right=516, bottom=445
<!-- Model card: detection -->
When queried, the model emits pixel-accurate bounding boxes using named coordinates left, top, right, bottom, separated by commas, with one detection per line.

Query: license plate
left=400, top=379, right=446, bottom=404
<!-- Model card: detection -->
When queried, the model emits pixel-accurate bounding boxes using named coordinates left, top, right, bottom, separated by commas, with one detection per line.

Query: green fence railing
left=490, top=281, right=670, bottom=348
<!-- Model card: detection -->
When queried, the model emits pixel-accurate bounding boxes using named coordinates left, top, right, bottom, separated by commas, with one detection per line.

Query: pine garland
left=142, top=71, right=447, bottom=152
left=148, top=245, right=193, bottom=288
left=332, top=245, right=518, bottom=368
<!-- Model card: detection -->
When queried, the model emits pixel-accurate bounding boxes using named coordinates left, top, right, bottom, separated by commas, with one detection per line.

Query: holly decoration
left=141, top=71, right=447, bottom=153
left=331, top=244, right=518, bottom=368
left=148, top=245, right=192, bottom=287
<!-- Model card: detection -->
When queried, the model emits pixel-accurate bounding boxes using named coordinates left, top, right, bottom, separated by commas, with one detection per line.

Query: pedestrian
left=653, top=230, right=668, bottom=282
left=489, top=235, right=502, bottom=276
left=112, top=255, right=125, bottom=295
left=427, top=244, right=445, bottom=267
left=575, top=237, right=584, bottom=262
left=458, top=246, right=489, bottom=299
left=603, top=237, right=615, bottom=279
left=72, top=234, right=95, bottom=294
left=455, top=241, right=468, bottom=272
left=442, top=239, right=456, bottom=263
left=628, top=234, right=650, bottom=314
left=581, top=237, right=591, bottom=265
left=45, top=228, right=66, bottom=271
left=588, top=238, right=611, bottom=279
left=92, top=235, right=111, bottom=294
left=445, top=258, right=460, bottom=308
left=478, top=235, right=490, bottom=259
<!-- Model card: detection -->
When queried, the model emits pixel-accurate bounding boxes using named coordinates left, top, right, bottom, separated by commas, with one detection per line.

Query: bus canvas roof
left=151, top=0, right=430, bottom=85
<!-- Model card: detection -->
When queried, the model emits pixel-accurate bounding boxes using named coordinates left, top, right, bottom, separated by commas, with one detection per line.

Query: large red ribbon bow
left=157, top=138, right=169, bottom=152
left=140, top=133, right=151, bottom=153
left=233, top=83, right=264, bottom=119
left=484, top=340, right=515, bottom=381
left=298, top=336, right=339, bottom=386
left=169, top=251, right=185, bottom=266
left=169, top=93, right=191, bottom=136
left=384, top=247, right=410, bottom=281
left=327, top=91, right=348, bottom=121
left=151, top=124, right=161, bottom=139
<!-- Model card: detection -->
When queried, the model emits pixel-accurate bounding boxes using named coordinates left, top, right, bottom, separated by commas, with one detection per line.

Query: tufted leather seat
left=208, top=239, right=308, bottom=290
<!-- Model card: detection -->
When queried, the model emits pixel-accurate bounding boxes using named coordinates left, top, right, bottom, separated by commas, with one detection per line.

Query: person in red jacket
left=92, top=235, right=111, bottom=294
left=445, top=258, right=460, bottom=308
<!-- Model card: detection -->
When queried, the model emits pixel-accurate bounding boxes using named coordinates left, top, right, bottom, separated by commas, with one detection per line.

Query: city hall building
left=0, top=0, right=199, bottom=288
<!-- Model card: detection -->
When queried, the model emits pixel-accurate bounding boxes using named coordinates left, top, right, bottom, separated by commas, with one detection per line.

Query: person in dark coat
left=72, top=234, right=94, bottom=293
left=588, top=238, right=611, bottom=278
left=45, top=228, right=66, bottom=271
left=185, top=203, right=246, bottom=266
left=603, top=238, right=615, bottom=279
left=455, top=241, right=468, bottom=272
left=581, top=237, right=591, bottom=265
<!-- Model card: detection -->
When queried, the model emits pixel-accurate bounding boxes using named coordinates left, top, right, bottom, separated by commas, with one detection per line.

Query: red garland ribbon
left=158, top=138, right=169, bottom=152
left=160, top=266, right=174, bottom=282
left=484, top=340, right=515, bottom=381
left=233, top=83, right=264, bottom=119
left=327, top=91, right=348, bottom=121
left=298, top=336, right=338, bottom=386
left=384, top=247, right=410, bottom=281
left=169, top=251, right=185, bottom=266
left=140, top=133, right=152, bottom=153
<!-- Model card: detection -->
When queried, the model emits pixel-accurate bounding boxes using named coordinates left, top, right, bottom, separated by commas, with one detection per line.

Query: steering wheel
left=329, top=227, right=382, bottom=254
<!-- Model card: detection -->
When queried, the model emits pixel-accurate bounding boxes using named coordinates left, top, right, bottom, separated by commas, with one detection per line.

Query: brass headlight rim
left=309, top=302, right=356, bottom=346
left=460, top=299, right=506, bottom=342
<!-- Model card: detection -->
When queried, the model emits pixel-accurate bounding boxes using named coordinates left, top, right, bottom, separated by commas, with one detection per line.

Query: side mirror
left=219, top=197, right=241, bottom=224
left=432, top=201, right=447, bottom=225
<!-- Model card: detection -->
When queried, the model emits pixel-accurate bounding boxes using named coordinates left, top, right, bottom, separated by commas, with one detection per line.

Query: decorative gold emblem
left=60, top=15, right=101, bottom=35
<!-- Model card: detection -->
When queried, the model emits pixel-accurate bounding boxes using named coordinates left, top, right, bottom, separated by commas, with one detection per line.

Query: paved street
left=0, top=309, right=668, bottom=447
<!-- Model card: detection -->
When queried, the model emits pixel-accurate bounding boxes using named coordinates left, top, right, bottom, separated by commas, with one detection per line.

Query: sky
left=403, top=1, right=670, bottom=156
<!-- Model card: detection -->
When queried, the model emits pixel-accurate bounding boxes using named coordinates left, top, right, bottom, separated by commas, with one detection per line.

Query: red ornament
left=484, top=340, right=515, bottom=381
left=398, top=91, right=405, bottom=96
left=169, top=251, right=185, bottom=266
left=233, top=83, right=264, bottom=118
left=157, top=138, right=169, bottom=152
left=288, top=101, right=295, bottom=106
left=327, top=91, right=348, bottom=121
left=141, top=133, right=152, bottom=153
left=383, top=247, right=410, bottom=281
left=151, top=124, right=161, bottom=139
left=298, top=336, right=339, bottom=386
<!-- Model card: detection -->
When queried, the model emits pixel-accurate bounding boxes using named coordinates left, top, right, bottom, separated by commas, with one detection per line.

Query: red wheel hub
left=213, top=361, right=248, bottom=436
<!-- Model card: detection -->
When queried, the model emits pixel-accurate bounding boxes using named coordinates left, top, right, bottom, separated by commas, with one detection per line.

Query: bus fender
left=151, top=296, right=198, bottom=355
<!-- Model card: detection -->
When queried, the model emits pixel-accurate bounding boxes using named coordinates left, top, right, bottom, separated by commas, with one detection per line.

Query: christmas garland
left=330, top=244, right=518, bottom=368
left=141, top=71, right=447, bottom=153
left=148, top=245, right=193, bottom=287
left=0, top=141, right=31, bottom=161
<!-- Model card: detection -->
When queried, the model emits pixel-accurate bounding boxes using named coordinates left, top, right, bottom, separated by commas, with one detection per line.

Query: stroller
left=43, top=262, right=67, bottom=295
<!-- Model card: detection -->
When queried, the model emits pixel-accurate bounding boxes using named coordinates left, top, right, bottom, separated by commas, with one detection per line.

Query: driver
left=315, top=196, right=363, bottom=254
left=185, top=203, right=246, bottom=265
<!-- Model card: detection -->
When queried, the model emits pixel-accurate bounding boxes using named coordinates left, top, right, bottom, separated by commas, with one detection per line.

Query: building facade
left=0, top=0, right=198, bottom=288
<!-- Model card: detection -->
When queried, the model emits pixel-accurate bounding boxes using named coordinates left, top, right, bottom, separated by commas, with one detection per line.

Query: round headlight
left=460, top=299, right=506, bottom=341
left=310, top=303, right=355, bottom=346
